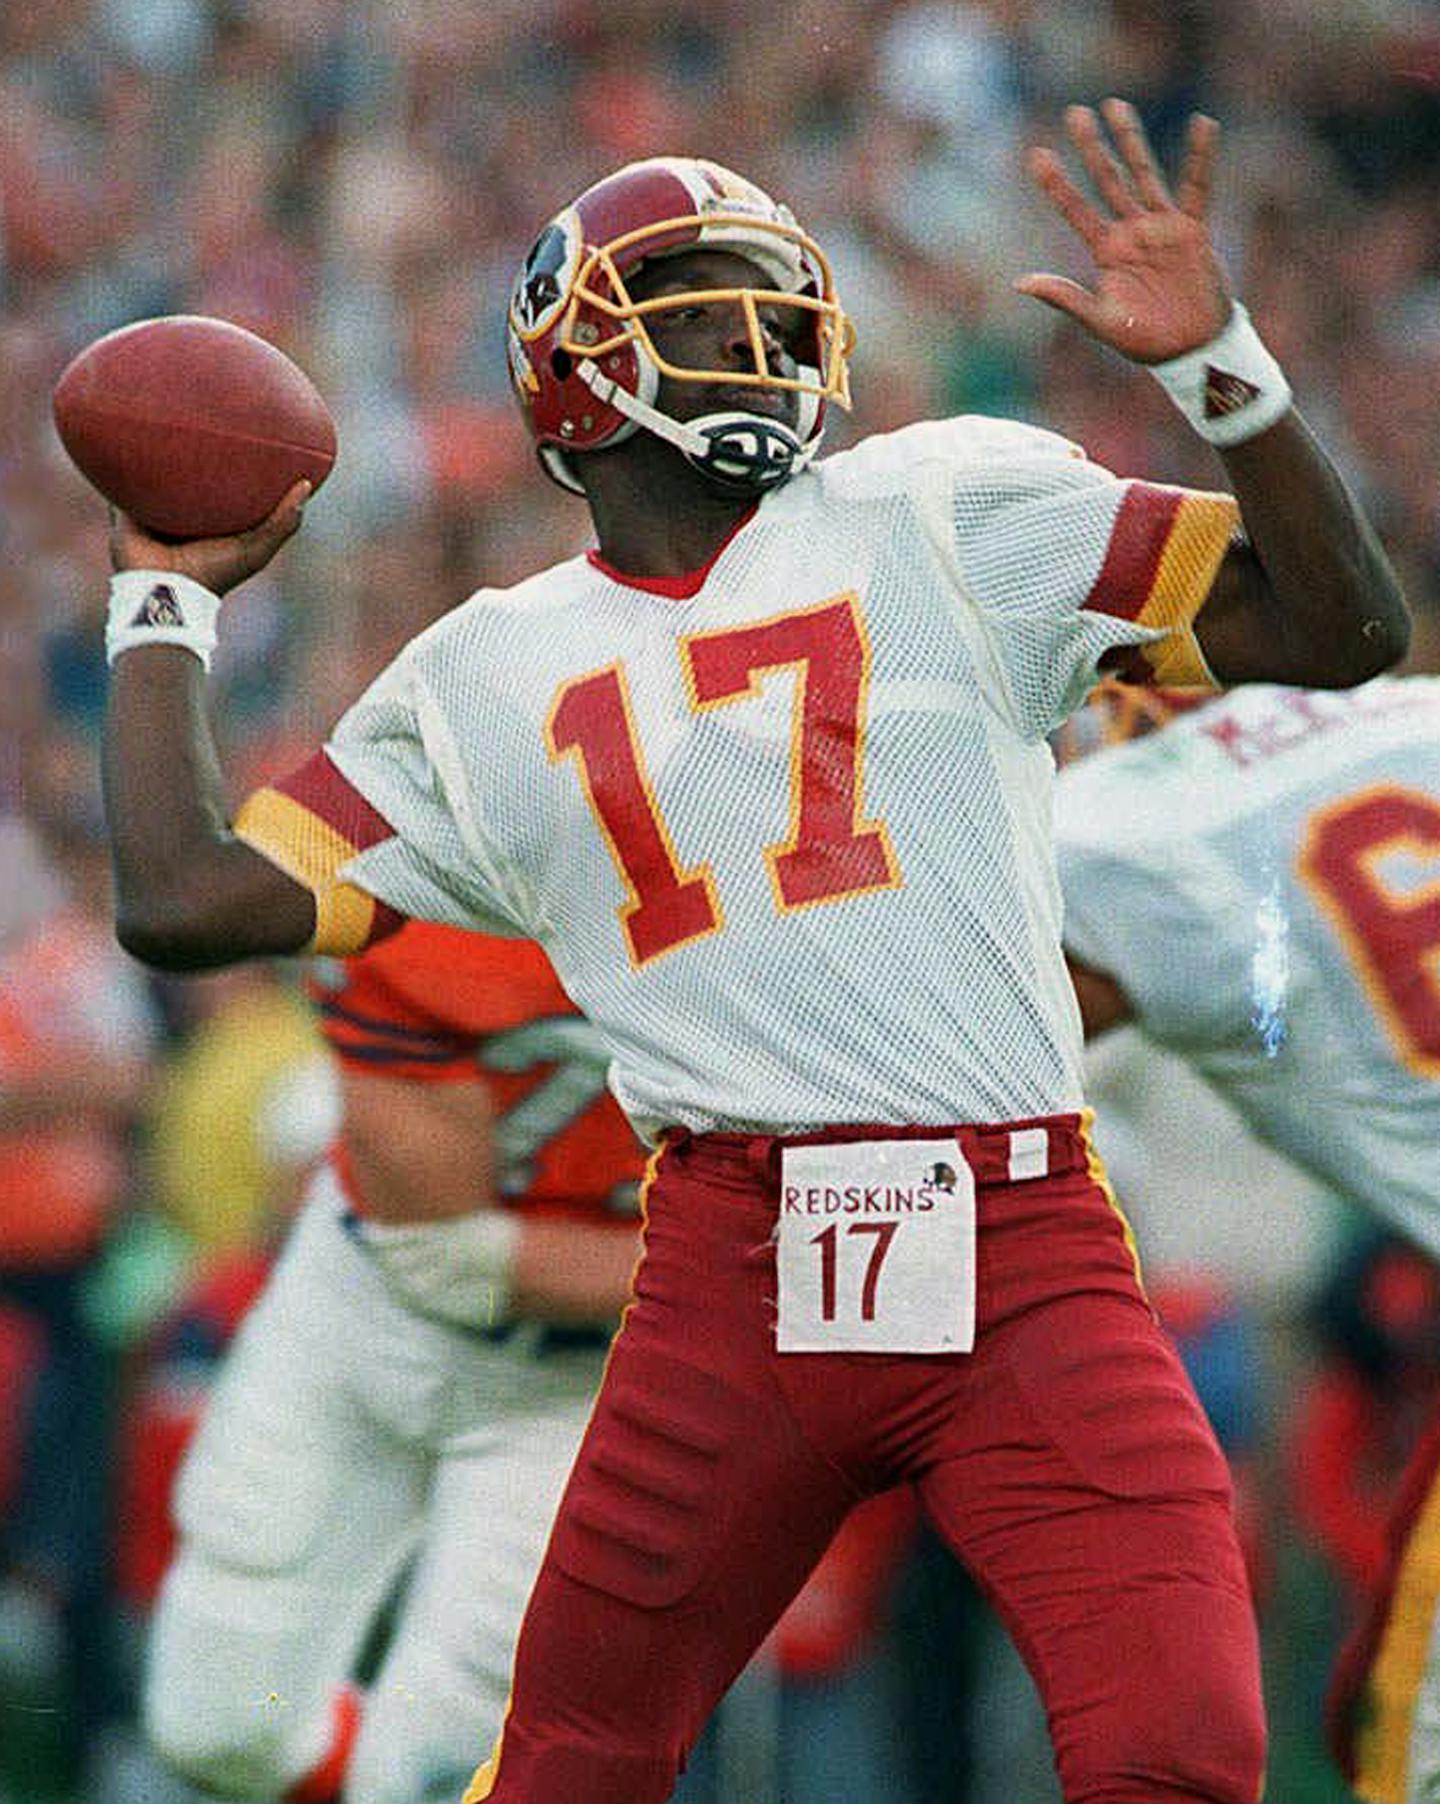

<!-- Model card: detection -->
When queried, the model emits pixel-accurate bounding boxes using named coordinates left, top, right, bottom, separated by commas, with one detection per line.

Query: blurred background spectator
left=7, top=2, right=1440, bottom=1799
left=0, top=728, right=160, bottom=1797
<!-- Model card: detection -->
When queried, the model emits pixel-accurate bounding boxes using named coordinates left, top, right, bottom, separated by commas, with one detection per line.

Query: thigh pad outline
left=549, top=1354, right=741, bottom=1611
left=1005, top=1295, right=1233, bottom=1502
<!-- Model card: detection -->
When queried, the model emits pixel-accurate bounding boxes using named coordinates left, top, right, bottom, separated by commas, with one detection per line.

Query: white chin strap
left=576, top=359, right=819, bottom=493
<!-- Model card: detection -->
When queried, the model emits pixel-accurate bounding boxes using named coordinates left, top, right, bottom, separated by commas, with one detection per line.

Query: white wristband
left=1148, top=303, right=1293, bottom=447
left=106, top=570, right=223, bottom=670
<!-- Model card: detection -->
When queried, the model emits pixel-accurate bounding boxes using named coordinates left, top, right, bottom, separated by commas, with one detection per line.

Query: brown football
left=52, top=314, right=337, bottom=538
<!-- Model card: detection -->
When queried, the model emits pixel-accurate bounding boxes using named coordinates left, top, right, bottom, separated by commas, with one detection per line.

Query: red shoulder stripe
left=272, top=751, right=396, bottom=852
left=1083, top=483, right=1185, bottom=623
left=234, top=752, right=406, bottom=955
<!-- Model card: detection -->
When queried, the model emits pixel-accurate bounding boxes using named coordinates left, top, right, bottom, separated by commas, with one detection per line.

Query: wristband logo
left=1203, top=365, right=1262, bottom=421
left=130, top=582, right=185, bottom=628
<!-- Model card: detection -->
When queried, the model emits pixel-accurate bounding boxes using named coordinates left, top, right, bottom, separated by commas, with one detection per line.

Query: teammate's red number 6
left=1299, top=784, right=1440, bottom=1075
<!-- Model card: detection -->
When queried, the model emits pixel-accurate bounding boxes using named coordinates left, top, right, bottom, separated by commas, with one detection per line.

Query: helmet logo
left=511, top=208, right=582, bottom=340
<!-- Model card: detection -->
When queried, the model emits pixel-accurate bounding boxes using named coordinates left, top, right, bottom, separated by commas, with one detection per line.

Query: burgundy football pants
left=465, top=1116, right=1265, bottom=1804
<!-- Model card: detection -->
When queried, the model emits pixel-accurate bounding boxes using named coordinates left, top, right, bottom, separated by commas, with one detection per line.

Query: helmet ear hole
left=550, top=348, right=574, bottom=381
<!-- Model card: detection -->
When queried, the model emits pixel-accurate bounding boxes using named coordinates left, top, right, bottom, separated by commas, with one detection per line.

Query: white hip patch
left=1007, top=1127, right=1050, bottom=1182
left=776, top=1138, right=975, bottom=1353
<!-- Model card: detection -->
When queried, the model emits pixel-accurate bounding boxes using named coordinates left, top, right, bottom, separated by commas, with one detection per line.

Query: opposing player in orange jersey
left=141, top=921, right=645, bottom=1804
left=102, top=103, right=1408, bottom=1804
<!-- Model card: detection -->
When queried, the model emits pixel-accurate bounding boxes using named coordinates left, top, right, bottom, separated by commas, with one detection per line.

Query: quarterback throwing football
left=101, top=103, right=1407, bottom=1804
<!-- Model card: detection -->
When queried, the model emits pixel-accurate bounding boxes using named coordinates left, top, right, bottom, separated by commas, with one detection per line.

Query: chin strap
left=576, top=360, right=815, bottom=493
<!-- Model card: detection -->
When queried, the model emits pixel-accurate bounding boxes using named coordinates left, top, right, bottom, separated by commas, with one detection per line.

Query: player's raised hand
left=1015, top=99, right=1232, bottom=364
left=108, top=479, right=311, bottom=596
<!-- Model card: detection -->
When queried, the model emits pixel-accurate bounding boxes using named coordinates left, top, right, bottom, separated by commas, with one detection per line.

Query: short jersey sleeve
left=942, top=420, right=1238, bottom=738
left=234, top=647, right=528, bottom=955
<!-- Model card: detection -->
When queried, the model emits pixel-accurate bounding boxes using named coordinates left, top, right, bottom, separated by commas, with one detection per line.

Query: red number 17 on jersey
left=546, top=593, right=902, bottom=966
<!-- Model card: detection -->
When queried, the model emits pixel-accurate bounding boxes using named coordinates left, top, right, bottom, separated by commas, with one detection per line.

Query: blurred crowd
left=4, top=0, right=1440, bottom=1799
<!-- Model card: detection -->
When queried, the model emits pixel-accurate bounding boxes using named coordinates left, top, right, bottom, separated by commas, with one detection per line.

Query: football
left=52, top=314, right=337, bottom=538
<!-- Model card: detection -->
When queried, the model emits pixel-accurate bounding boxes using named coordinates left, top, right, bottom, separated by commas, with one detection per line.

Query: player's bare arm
left=1019, top=100, right=1409, bottom=686
left=511, top=1214, right=641, bottom=1322
left=1064, top=953, right=1135, bottom=1040
left=341, top=1066, right=504, bottom=1227
left=103, top=484, right=318, bottom=969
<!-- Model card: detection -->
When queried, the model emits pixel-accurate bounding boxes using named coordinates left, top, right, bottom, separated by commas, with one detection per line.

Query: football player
left=142, top=920, right=645, bottom=1804
left=99, top=102, right=1407, bottom=1804
left=1053, top=672, right=1440, bottom=1804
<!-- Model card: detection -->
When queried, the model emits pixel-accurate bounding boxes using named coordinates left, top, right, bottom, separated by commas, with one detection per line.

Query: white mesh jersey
left=1055, top=676, right=1440, bottom=1256
left=254, top=417, right=1236, bottom=1143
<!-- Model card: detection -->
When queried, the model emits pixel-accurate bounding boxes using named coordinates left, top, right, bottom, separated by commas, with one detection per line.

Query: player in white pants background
left=142, top=920, right=644, bottom=1804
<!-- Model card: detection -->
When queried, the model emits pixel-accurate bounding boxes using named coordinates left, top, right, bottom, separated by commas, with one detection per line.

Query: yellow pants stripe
left=1078, top=1107, right=1146, bottom=1297
left=1352, top=1469, right=1440, bottom=1804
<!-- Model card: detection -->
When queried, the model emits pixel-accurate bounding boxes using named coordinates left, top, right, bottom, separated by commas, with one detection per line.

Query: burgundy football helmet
left=507, top=157, right=854, bottom=495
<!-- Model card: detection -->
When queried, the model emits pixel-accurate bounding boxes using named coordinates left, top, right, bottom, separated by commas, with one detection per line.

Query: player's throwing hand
left=108, top=478, right=311, bottom=596
left=1016, top=98, right=1232, bottom=365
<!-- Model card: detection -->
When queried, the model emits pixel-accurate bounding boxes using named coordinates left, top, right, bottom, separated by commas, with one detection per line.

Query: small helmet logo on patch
left=927, top=1162, right=958, bottom=1194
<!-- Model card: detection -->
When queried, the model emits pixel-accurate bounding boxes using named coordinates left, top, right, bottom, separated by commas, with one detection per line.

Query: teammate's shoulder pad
left=1053, top=700, right=1225, bottom=844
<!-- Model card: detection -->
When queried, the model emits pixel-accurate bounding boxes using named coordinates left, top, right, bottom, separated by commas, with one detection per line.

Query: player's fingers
left=274, top=477, right=313, bottom=528
left=236, top=480, right=311, bottom=560
left=264, top=479, right=312, bottom=539
left=1064, top=104, right=1142, bottom=218
left=1174, top=113, right=1220, bottom=218
left=1100, top=98, right=1171, bottom=209
left=1012, top=272, right=1103, bottom=330
left=107, top=504, right=151, bottom=573
left=1024, top=146, right=1108, bottom=250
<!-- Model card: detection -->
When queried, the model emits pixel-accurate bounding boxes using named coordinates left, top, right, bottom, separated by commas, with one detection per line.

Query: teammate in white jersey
left=1053, top=674, right=1440, bottom=1804
left=98, top=102, right=1407, bottom=1804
